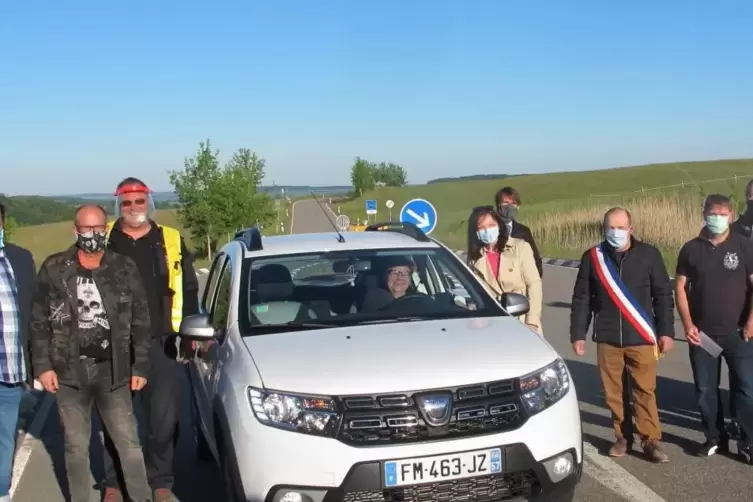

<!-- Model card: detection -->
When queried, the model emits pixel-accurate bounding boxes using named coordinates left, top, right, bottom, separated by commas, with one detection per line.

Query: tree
left=3, top=216, right=19, bottom=242
left=350, top=158, right=407, bottom=194
left=216, top=149, right=276, bottom=234
left=350, top=157, right=376, bottom=195
left=168, top=140, right=224, bottom=259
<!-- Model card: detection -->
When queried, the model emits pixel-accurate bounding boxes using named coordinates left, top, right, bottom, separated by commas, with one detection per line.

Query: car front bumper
left=232, top=390, right=583, bottom=502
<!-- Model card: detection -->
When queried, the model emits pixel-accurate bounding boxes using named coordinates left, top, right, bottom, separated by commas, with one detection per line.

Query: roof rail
left=364, top=221, right=430, bottom=242
left=234, top=227, right=263, bottom=251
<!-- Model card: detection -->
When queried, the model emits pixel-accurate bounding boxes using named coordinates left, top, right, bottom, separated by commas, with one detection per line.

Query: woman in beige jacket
left=467, top=206, right=544, bottom=335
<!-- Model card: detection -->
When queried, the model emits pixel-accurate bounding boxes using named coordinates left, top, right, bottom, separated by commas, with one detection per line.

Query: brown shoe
left=103, top=488, right=123, bottom=502
left=608, top=437, right=629, bottom=457
left=154, top=488, right=180, bottom=502
left=643, top=440, right=669, bottom=463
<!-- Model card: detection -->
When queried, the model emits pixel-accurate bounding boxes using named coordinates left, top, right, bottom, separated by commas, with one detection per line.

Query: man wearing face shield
left=675, top=194, right=753, bottom=463
left=101, top=178, right=199, bottom=502
left=494, top=186, right=543, bottom=277
left=570, top=207, right=674, bottom=463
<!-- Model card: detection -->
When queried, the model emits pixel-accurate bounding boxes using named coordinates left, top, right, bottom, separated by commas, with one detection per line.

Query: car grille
left=336, top=379, right=526, bottom=446
left=342, top=470, right=537, bottom=502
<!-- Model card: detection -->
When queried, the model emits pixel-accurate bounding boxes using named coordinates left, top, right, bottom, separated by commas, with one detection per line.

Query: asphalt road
left=11, top=198, right=753, bottom=501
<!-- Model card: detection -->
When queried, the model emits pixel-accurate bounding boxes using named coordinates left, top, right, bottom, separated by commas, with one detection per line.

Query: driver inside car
left=361, top=256, right=425, bottom=312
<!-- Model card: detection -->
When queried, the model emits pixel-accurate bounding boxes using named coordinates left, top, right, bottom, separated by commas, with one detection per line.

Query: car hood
left=243, top=317, right=558, bottom=396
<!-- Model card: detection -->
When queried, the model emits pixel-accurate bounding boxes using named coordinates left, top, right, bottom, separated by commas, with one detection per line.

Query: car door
left=195, top=258, right=233, bottom=446
left=189, top=253, right=227, bottom=441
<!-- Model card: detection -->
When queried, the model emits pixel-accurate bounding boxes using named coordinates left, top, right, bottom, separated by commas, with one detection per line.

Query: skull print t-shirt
left=76, top=268, right=112, bottom=360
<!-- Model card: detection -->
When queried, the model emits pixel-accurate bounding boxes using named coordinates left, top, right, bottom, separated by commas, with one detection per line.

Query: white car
left=182, top=222, right=582, bottom=502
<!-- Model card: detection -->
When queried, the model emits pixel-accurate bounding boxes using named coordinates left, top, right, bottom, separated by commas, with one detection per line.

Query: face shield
left=113, top=182, right=157, bottom=226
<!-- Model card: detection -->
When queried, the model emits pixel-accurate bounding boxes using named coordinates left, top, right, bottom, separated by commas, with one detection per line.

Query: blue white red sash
left=590, top=244, right=658, bottom=349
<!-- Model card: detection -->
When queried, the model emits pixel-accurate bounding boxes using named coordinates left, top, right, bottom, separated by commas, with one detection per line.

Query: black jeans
left=103, top=338, right=182, bottom=491
left=689, top=331, right=753, bottom=448
left=56, top=359, right=151, bottom=502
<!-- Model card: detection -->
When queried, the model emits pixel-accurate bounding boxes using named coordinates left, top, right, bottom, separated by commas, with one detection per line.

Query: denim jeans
left=56, top=359, right=152, bottom=502
left=0, top=383, right=23, bottom=497
left=689, top=331, right=753, bottom=448
left=103, top=337, right=182, bottom=491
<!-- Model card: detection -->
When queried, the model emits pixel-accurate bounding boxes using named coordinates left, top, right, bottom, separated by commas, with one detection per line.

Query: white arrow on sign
left=406, top=209, right=430, bottom=229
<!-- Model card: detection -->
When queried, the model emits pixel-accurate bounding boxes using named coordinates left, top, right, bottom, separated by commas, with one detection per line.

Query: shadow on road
left=545, top=301, right=572, bottom=309
left=565, top=358, right=731, bottom=457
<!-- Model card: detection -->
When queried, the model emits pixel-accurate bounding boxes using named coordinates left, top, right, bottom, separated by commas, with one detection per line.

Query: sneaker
left=154, top=488, right=180, bottom=502
left=608, top=437, right=629, bottom=457
left=643, top=441, right=669, bottom=463
left=103, top=488, right=124, bottom=502
left=697, top=440, right=729, bottom=457
left=740, top=445, right=753, bottom=465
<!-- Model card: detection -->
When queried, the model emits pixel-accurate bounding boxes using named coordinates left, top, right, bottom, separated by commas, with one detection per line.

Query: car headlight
left=519, top=359, right=570, bottom=415
left=247, top=387, right=340, bottom=437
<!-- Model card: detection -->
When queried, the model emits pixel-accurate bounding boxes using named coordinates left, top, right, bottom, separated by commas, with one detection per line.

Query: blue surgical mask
left=477, top=226, right=500, bottom=245
left=705, top=214, right=729, bottom=235
left=0, top=228, right=4, bottom=249
left=605, top=228, right=629, bottom=249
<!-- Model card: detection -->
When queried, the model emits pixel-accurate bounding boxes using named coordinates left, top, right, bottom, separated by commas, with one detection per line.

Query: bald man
left=570, top=207, right=675, bottom=463
left=29, top=205, right=153, bottom=502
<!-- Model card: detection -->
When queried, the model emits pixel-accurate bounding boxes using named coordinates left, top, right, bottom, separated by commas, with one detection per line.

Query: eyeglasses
left=76, top=225, right=107, bottom=233
left=120, top=198, right=147, bottom=208
left=388, top=270, right=411, bottom=278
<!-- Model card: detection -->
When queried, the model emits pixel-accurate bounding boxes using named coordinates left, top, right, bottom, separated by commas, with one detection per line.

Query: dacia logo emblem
left=415, top=393, right=453, bottom=427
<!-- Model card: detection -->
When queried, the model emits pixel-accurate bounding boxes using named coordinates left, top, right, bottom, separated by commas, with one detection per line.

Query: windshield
left=238, top=247, right=507, bottom=334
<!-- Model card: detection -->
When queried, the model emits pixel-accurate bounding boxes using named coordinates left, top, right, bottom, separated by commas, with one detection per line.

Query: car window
left=238, top=247, right=506, bottom=334
left=201, top=252, right=226, bottom=313
left=211, top=262, right=232, bottom=331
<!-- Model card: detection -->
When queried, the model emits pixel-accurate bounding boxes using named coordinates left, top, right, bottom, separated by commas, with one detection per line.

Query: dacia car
left=181, top=222, right=582, bottom=502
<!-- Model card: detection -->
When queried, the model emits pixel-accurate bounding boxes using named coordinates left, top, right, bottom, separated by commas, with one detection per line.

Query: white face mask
left=605, top=228, right=630, bottom=249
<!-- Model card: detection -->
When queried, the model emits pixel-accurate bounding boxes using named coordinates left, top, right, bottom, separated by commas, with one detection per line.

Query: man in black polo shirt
left=675, top=194, right=753, bottom=463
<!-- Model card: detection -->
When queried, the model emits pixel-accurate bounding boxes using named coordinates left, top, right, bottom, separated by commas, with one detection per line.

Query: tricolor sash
left=590, top=244, right=659, bottom=359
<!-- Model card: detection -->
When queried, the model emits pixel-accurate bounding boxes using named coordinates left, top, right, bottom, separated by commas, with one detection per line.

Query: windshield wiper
left=350, top=316, right=434, bottom=325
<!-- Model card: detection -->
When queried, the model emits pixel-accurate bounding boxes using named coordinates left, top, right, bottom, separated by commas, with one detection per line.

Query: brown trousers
left=597, top=343, right=662, bottom=442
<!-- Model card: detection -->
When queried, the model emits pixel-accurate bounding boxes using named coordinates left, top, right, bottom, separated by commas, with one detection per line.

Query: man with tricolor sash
left=570, top=207, right=675, bottom=463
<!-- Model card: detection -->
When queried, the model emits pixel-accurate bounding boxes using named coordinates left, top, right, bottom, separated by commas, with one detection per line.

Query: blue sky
left=2, top=0, right=752, bottom=195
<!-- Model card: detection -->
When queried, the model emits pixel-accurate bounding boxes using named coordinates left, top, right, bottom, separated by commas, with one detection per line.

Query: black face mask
left=746, top=200, right=753, bottom=214
left=497, top=204, right=518, bottom=222
left=76, top=231, right=107, bottom=253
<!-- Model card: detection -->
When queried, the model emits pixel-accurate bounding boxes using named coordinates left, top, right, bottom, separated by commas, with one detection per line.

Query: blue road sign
left=399, top=198, right=438, bottom=235
left=365, top=199, right=377, bottom=215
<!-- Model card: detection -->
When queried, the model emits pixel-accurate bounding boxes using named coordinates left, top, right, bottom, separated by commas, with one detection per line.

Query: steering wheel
left=375, top=293, right=433, bottom=312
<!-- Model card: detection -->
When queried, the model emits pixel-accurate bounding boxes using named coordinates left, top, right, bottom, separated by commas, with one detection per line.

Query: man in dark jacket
left=102, top=177, right=199, bottom=502
left=570, top=207, right=675, bottom=463
left=494, top=186, right=543, bottom=277
left=30, top=204, right=152, bottom=502
left=0, top=203, right=36, bottom=502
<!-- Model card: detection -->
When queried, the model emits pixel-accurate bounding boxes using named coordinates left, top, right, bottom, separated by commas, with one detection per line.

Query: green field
left=335, top=159, right=753, bottom=270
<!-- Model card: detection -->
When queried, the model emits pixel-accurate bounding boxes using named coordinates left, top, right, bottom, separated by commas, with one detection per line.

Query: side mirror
left=500, top=293, right=530, bottom=316
left=179, top=314, right=216, bottom=341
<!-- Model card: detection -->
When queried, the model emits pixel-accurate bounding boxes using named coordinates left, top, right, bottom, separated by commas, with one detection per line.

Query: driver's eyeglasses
left=121, top=198, right=147, bottom=208
left=388, top=270, right=411, bottom=278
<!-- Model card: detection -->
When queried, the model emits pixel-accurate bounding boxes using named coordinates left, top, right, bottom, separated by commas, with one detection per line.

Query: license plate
left=383, top=447, right=502, bottom=487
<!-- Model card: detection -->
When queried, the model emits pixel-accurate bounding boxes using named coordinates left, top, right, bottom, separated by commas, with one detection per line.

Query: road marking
left=290, top=199, right=305, bottom=234
left=10, top=392, right=55, bottom=496
left=583, top=441, right=668, bottom=502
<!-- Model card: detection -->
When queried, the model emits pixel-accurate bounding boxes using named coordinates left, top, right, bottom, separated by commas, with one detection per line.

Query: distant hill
left=427, top=174, right=519, bottom=184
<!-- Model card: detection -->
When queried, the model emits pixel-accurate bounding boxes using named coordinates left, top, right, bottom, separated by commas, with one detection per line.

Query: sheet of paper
left=699, top=331, right=723, bottom=358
